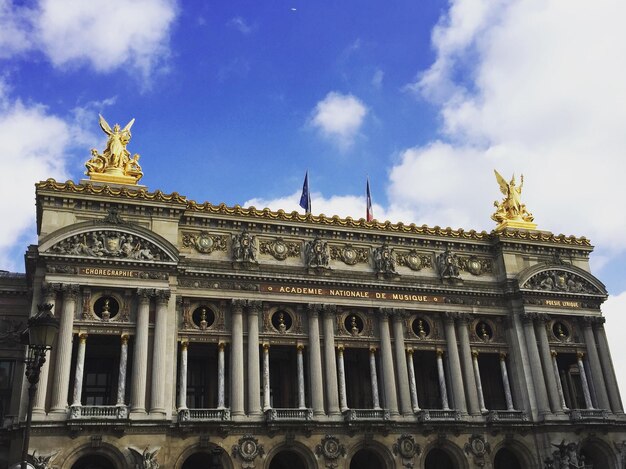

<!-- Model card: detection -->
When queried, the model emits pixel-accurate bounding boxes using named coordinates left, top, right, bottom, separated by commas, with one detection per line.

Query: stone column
left=521, top=313, right=551, bottom=415
left=406, top=349, right=420, bottom=412
left=369, top=347, right=381, bottom=410
left=499, top=353, right=514, bottom=411
left=217, top=342, right=226, bottom=409
left=71, top=333, right=88, bottom=407
left=337, top=345, right=348, bottom=412
left=247, top=301, right=262, bottom=416
left=307, top=305, right=325, bottom=416
left=262, top=343, right=271, bottom=411
left=443, top=313, right=466, bottom=413
left=130, top=289, right=150, bottom=414
left=593, top=319, right=624, bottom=413
left=50, top=284, right=79, bottom=413
left=379, top=309, right=398, bottom=415
left=534, top=314, right=564, bottom=414
left=230, top=300, right=245, bottom=416
left=582, top=317, right=611, bottom=410
left=33, top=283, right=59, bottom=414
left=150, top=290, right=170, bottom=415
left=178, top=341, right=188, bottom=410
left=456, top=314, right=480, bottom=415
left=117, top=334, right=129, bottom=406
left=322, top=306, right=340, bottom=415
left=297, top=345, right=306, bottom=409
left=577, top=352, right=594, bottom=409
left=436, top=350, right=450, bottom=410
left=471, top=351, right=487, bottom=413
left=391, top=311, right=412, bottom=415
left=551, top=351, right=568, bottom=411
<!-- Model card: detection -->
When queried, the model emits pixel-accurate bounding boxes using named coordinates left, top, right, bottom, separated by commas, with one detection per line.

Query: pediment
left=43, top=228, right=177, bottom=263
left=520, top=268, right=605, bottom=296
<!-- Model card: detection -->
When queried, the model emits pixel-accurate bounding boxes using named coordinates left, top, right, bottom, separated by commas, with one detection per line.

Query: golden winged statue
left=491, top=170, right=536, bottom=231
left=85, top=115, right=143, bottom=185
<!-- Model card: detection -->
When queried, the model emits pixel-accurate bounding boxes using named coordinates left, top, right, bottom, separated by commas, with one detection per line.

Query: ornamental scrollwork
left=232, top=435, right=265, bottom=468
left=436, top=248, right=461, bottom=282
left=522, top=270, right=600, bottom=295
left=458, top=256, right=493, bottom=276
left=396, top=250, right=432, bottom=271
left=259, top=237, right=301, bottom=260
left=182, top=231, right=227, bottom=254
left=315, top=435, right=346, bottom=469
left=464, top=434, right=490, bottom=467
left=48, top=231, right=166, bottom=261
left=305, top=237, right=330, bottom=268
left=329, top=244, right=369, bottom=265
left=373, top=243, right=396, bottom=275
left=393, top=434, right=421, bottom=469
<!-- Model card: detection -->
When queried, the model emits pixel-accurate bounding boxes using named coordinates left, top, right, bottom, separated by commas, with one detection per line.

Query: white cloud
left=371, top=69, right=384, bottom=89
left=309, top=92, right=368, bottom=150
left=393, top=0, right=626, bottom=253
left=602, top=290, right=626, bottom=397
left=0, top=0, right=177, bottom=80
left=0, top=83, right=108, bottom=270
left=228, top=16, right=255, bottom=35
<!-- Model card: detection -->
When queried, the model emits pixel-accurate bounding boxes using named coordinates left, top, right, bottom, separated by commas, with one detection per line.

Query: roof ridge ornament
left=492, top=169, right=537, bottom=231
left=85, top=115, right=143, bottom=185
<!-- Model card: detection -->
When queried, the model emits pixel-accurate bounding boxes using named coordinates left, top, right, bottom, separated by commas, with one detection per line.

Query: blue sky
left=1, top=0, right=625, bottom=390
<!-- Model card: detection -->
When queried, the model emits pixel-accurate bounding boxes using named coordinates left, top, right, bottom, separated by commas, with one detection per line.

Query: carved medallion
left=182, top=231, right=227, bottom=254
left=459, top=256, right=492, bottom=276
left=259, top=237, right=301, bottom=260
left=397, top=250, right=432, bottom=271
left=316, top=435, right=346, bottom=468
left=464, top=434, right=490, bottom=466
left=232, top=435, right=265, bottom=468
left=330, top=244, right=369, bottom=266
left=393, top=434, right=421, bottom=468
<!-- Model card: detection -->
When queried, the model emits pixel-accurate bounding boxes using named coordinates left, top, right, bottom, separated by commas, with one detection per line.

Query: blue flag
left=299, top=171, right=311, bottom=214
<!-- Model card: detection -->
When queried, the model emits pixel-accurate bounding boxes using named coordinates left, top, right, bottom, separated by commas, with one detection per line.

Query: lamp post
left=21, top=304, right=59, bottom=469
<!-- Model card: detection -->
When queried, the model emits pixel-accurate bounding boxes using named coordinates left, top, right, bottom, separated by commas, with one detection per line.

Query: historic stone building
left=0, top=121, right=625, bottom=468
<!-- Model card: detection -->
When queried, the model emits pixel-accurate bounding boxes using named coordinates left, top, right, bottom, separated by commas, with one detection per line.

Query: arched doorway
left=581, top=441, right=614, bottom=469
left=424, top=448, right=456, bottom=469
left=268, top=450, right=307, bottom=469
left=494, top=448, right=522, bottom=469
left=182, top=450, right=225, bottom=469
left=350, top=448, right=386, bottom=469
left=71, top=454, right=115, bottom=469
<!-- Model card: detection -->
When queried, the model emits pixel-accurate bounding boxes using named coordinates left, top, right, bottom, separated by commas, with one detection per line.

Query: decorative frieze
left=522, top=269, right=601, bottom=294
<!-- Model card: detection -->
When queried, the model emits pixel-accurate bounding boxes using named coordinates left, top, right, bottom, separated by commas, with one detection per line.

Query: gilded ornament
left=458, top=255, right=492, bottom=276
left=49, top=230, right=165, bottom=261
left=492, top=170, right=536, bottom=231
left=397, top=250, right=432, bottom=271
left=330, top=244, right=369, bottom=265
left=522, top=270, right=600, bottom=295
left=85, top=115, right=143, bottom=185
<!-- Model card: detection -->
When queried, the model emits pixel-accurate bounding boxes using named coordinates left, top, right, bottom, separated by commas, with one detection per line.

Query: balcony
left=69, top=405, right=128, bottom=420
left=569, top=409, right=610, bottom=422
left=417, top=409, right=461, bottom=422
left=344, top=409, right=390, bottom=422
left=486, top=410, right=528, bottom=423
left=265, top=408, right=314, bottom=422
left=178, top=408, right=231, bottom=422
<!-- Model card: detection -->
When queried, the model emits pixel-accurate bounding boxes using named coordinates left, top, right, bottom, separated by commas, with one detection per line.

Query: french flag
left=366, top=178, right=373, bottom=222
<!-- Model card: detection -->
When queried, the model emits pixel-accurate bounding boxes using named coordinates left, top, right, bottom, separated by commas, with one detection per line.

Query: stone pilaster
left=307, top=305, right=325, bottom=416
left=534, top=314, right=564, bottom=414
left=130, top=288, right=151, bottom=414
left=521, top=313, right=551, bottom=416
left=247, top=300, right=262, bottom=416
left=150, top=289, right=170, bottom=415
left=230, top=300, right=245, bottom=417
left=443, top=313, right=466, bottom=413
left=391, top=310, right=412, bottom=415
left=322, top=305, right=340, bottom=415
left=456, top=314, right=480, bottom=415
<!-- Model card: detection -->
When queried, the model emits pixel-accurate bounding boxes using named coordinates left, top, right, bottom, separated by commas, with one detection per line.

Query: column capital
left=78, top=333, right=88, bottom=343
left=378, top=308, right=393, bottom=320
left=231, top=299, right=246, bottom=313
left=297, top=344, right=305, bottom=351
left=499, top=352, right=507, bottom=361
left=436, top=349, right=445, bottom=358
left=306, top=303, right=321, bottom=317
left=137, top=288, right=153, bottom=302
left=322, top=304, right=337, bottom=317
left=62, top=284, right=80, bottom=300
left=155, top=289, right=171, bottom=304
left=520, top=312, right=537, bottom=324
left=180, top=340, right=189, bottom=350
left=406, top=347, right=414, bottom=355
left=456, top=312, right=474, bottom=323
left=471, top=350, right=479, bottom=359
left=121, top=334, right=130, bottom=345
left=247, top=300, right=263, bottom=314
left=369, top=346, right=378, bottom=353
left=577, top=351, right=585, bottom=360
left=551, top=350, right=558, bottom=358
left=336, top=344, right=344, bottom=352
left=218, top=342, right=226, bottom=351
left=444, top=311, right=458, bottom=322
left=42, top=282, right=62, bottom=299
left=263, top=343, right=270, bottom=351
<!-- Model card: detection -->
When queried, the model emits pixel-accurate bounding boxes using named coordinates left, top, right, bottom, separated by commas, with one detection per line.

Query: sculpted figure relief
left=306, top=237, right=330, bottom=268
left=437, top=248, right=461, bottom=281
left=492, top=170, right=534, bottom=228
left=85, top=115, right=143, bottom=183
left=373, top=243, right=396, bottom=274
left=232, top=231, right=257, bottom=262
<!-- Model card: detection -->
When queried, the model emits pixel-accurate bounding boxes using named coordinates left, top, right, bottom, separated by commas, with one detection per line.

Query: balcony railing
left=178, top=408, right=231, bottom=422
left=486, top=410, right=528, bottom=422
left=417, top=409, right=461, bottom=422
left=344, top=409, right=390, bottom=422
left=69, top=405, right=128, bottom=420
left=569, top=409, right=610, bottom=421
left=265, top=408, right=314, bottom=421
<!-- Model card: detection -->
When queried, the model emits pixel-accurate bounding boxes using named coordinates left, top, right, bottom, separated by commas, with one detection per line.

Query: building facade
left=1, top=172, right=625, bottom=468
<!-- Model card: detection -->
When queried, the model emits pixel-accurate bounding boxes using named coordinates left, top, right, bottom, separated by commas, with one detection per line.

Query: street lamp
left=20, top=304, right=59, bottom=469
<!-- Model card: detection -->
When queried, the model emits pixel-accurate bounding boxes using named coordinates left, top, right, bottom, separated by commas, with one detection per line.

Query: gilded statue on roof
left=491, top=170, right=536, bottom=231
left=85, top=115, right=143, bottom=185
